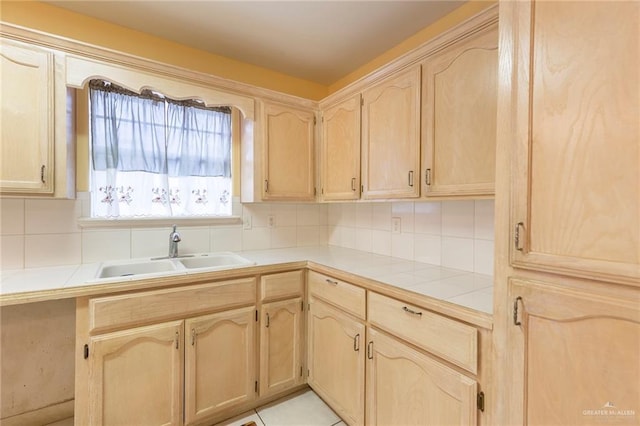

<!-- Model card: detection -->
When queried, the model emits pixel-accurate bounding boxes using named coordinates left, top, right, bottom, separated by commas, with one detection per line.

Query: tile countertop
left=0, top=246, right=493, bottom=327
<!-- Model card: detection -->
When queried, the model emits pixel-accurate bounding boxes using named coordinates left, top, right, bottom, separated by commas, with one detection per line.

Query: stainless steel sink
left=178, top=252, right=255, bottom=271
left=96, top=259, right=178, bottom=279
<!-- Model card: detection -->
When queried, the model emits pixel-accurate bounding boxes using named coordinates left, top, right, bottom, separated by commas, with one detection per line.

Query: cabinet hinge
left=255, top=310, right=258, bottom=322
left=255, top=381, right=258, bottom=393
left=83, top=344, right=89, bottom=359
left=477, top=391, right=485, bottom=412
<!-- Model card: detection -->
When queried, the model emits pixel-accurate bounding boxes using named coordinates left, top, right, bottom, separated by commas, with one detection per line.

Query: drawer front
left=308, top=271, right=365, bottom=319
left=368, top=292, right=478, bottom=374
left=261, top=270, right=304, bottom=302
left=89, top=278, right=256, bottom=333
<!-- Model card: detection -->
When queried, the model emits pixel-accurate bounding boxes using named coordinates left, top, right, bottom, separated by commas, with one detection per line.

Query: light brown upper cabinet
left=0, top=38, right=55, bottom=195
left=507, top=1, right=639, bottom=285
left=262, top=101, right=316, bottom=201
left=320, top=94, right=361, bottom=201
left=422, top=25, right=498, bottom=198
left=361, top=65, right=421, bottom=200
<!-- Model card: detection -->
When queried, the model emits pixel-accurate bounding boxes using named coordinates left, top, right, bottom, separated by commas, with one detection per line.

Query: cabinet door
left=509, top=278, right=640, bottom=425
left=260, top=298, right=303, bottom=397
left=321, top=94, right=361, bottom=200
left=308, top=298, right=365, bottom=426
left=263, top=102, right=315, bottom=200
left=88, top=321, right=184, bottom=426
left=366, top=328, right=477, bottom=426
left=362, top=65, right=421, bottom=199
left=184, top=307, right=256, bottom=425
left=422, top=26, right=498, bottom=197
left=0, top=39, right=54, bottom=194
left=506, top=1, right=640, bottom=285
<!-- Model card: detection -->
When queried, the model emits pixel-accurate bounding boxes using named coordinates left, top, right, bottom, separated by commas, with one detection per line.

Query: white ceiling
left=45, top=1, right=465, bottom=85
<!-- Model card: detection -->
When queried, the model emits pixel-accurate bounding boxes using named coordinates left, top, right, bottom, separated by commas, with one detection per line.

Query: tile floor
left=47, top=389, right=342, bottom=426
left=215, top=389, right=344, bottom=426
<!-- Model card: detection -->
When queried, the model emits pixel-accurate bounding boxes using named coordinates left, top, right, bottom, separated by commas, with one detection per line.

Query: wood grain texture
left=260, top=270, right=303, bottom=302
left=88, top=278, right=256, bottom=333
left=368, top=292, right=478, bottom=374
left=88, top=320, right=184, bottom=426
left=361, top=65, right=421, bottom=199
left=512, top=0, right=640, bottom=284
left=0, top=38, right=54, bottom=194
left=321, top=94, right=361, bottom=200
left=422, top=26, right=498, bottom=197
left=259, top=298, right=303, bottom=398
left=511, top=278, right=640, bottom=425
left=366, top=328, right=477, bottom=426
left=307, top=298, right=365, bottom=426
left=184, top=307, right=256, bottom=425
left=308, top=270, right=366, bottom=320
left=263, top=101, right=315, bottom=200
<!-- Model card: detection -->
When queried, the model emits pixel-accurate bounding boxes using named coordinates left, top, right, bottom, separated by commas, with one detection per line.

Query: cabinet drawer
left=261, top=270, right=304, bottom=302
left=89, top=278, right=256, bottom=333
left=308, top=271, right=365, bottom=319
left=368, top=292, right=477, bottom=374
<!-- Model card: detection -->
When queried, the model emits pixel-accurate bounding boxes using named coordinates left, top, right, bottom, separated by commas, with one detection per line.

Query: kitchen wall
left=0, top=195, right=494, bottom=275
left=327, top=199, right=494, bottom=275
left=0, top=194, right=329, bottom=269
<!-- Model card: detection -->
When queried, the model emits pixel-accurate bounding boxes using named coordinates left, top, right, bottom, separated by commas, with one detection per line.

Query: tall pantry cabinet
left=494, top=1, right=640, bottom=425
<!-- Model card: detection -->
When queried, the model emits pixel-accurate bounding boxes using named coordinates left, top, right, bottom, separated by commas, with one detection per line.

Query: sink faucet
left=169, top=224, right=181, bottom=258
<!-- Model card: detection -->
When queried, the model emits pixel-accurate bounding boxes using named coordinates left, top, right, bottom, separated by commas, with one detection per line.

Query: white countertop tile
left=0, top=246, right=494, bottom=315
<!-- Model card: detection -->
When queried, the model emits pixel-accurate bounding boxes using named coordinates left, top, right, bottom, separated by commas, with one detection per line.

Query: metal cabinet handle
left=513, top=297, right=523, bottom=326
left=403, top=306, right=422, bottom=316
left=264, top=180, right=269, bottom=193
left=175, top=331, right=180, bottom=349
left=191, top=329, right=196, bottom=346
left=408, top=171, right=414, bottom=187
left=353, top=333, right=360, bottom=352
left=351, top=177, right=356, bottom=191
left=40, top=165, right=46, bottom=183
left=367, top=341, right=373, bottom=359
left=325, top=278, right=338, bottom=285
left=425, top=168, right=431, bottom=186
left=515, top=222, right=525, bottom=251
left=266, top=313, right=270, bottom=328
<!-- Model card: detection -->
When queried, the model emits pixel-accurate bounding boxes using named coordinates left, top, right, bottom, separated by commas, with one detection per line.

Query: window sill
left=77, top=216, right=242, bottom=229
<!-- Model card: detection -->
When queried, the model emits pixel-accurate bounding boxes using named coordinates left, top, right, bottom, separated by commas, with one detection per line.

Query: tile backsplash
left=327, top=200, right=494, bottom=275
left=0, top=195, right=494, bottom=275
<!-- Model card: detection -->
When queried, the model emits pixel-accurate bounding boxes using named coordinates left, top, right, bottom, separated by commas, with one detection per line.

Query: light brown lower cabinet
left=87, top=320, right=185, bottom=426
left=260, top=297, right=304, bottom=397
left=307, top=298, right=365, bottom=426
left=366, top=328, right=477, bottom=426
left=185, top=306, right=256, bottom=425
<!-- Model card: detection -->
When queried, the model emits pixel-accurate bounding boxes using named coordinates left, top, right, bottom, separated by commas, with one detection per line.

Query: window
left=89, top=80, right=232, bottom=218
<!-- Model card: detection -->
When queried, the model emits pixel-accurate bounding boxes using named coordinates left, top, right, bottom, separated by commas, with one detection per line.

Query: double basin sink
left=96, top=252, right=255, bottom=280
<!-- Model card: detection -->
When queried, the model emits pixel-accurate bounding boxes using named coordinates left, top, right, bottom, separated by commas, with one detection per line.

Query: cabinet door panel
left=263, top=102, right=315, bottom=200
left=88, top=321, right=184, bottom=426
left=260, top=298, right=303, bottom=397
left=185, top=307, right=256, bottom=425
left=422, top=26, right=497, bottom=197
left=0, top=39, right=54, bottom=194
left=321, top=94, right=361, bottom=200
left=509, top=278, right=640, bottom=425
left=362, top=65, right=421, bottom=199
left=509, top=1, right=640, bottom=284
left=367, top=328, right=477, bottom=426
left=308, top=299, right=365, bottom=426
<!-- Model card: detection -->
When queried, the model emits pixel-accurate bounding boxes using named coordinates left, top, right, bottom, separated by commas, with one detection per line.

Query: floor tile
left=256, top=389, right=341, bottom=426
left=215, top=410, right=265, bottom=426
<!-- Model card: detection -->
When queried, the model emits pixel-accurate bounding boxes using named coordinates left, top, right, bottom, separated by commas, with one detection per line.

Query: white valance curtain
left=90, top=81, right=232, bottom=218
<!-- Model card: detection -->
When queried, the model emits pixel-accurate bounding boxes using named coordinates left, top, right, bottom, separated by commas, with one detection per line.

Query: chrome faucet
left=169, top=224, right=181, bottom=258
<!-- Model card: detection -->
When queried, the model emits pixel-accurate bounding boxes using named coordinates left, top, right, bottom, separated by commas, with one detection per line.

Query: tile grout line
left=254, top=408, right=266, bottom=426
